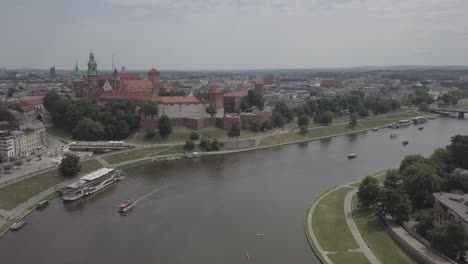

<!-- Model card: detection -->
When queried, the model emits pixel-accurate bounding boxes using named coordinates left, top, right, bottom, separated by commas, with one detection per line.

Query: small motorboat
left=372, top=127, right=379, bottom=131
left=348, top=154, right=357, bottom=159
left=418, top=127, right=424, bottom=130
left=36, top=200, right=49, bottom=209
left=402, top=140, right=409, bottom=146
left=10, top=221, right=27, bottom=231
left=118, top=200, right=135, bottom=213
left=390, top=133, right=398, bottom=138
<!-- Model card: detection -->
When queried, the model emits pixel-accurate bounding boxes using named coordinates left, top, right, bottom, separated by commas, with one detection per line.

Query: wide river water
left=1, top=118, right=467, bottom=264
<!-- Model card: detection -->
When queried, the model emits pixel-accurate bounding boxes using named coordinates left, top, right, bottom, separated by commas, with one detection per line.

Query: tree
left=142, top=100, right=159, bottom=118
left=189, top=132, right=200, bottom=141
left=158, top=115, right=172, bottom=138
left=206, top=105, right=217, bottom=118
left=185, top=140, right=195, bottom=151
left=383, top=170, right=403, bottom=190
left=401, top=162, right=440, bottom=209
left=399, top=154, right=428, bottom=173
left=429, top=148, right=455, bottom=175
left=261, top=119, right=274, bottom=131
left=273, top=101, right=293, bottom=122
left=249, top=120, right=261, bottom=133
left=358, top=108, right=369, bottom=118
left=419, top=102, right=429, bottom=112
left=413, top=209, right=435, bottom=238
left=448, top=135, right=468, bottom=169
left=299, top=125, right=308, bottom=135
left=13, top=160, right=22, bottom=169
left=145, top=128, right=157, bottom=139
left=429, top=220, right=467, bottom=259
left=320, top=111, right=334, bottom=125
left=437, top=101, right=446, bottom=108
left=298, top=115, right=310, bottom=127
left=211, top=139, right=220, bottom=151
left=3, top=165, right=12, bottom=173
left=348, top=114, right=358, bottom=129
left=272, top=112, right=286, bottom=127
left=444, top=169, right=468, bottom=193
left=228, top=123, right=241, bottom=137
left=58, top=153, right=81, bottom=177
left=357, top=176, right=381, bottom=208
left=375, top=187, right=412, bottom=222
left=72, top=118, right=105, bottom=141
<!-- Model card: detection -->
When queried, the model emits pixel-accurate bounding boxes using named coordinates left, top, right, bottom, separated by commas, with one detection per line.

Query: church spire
left=87, top=50, right=98, bottom=77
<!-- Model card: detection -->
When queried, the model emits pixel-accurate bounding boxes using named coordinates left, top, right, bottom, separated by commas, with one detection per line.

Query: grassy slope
left=151, top=145, right=185, bottom=156
left=351, top=194, right=416, bottom=264
left=103, top=146, right=170, bottom=164
left=328, top=252, right=371, bottom=264
left=0, top=159, right=102, bottom=210
left=312, top=186, right=358, bottom=251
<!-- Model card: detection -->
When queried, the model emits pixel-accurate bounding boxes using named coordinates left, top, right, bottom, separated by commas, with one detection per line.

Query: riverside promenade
left=306, top=180, right=455, bottom=264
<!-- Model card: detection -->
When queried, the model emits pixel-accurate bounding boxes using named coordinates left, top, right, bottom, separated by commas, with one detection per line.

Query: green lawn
left=0, top=159, right=102, bottom=210
left=151, top=145, right=185, bottom=156
left=360, top=111, right=422, bottom=129
left=352, top=193, right=416, bottom=264
left=259, top=124, right=359, bottom=146
left=103, top=146, right=170, bottom=164
left=456, top=99, right=468, bottom=109
left=312, top=186, right=358, bottom=251
left=328, top=252, right=371, bottom=264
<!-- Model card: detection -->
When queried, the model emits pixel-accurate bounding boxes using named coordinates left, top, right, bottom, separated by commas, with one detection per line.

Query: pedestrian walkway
left=385, top=218, right=456, bottom=264
left=344, top=188, right=381, bottom=264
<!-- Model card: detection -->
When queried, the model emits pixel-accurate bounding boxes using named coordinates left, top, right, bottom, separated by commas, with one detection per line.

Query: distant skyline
left=2, top=0, right=468, bottom=70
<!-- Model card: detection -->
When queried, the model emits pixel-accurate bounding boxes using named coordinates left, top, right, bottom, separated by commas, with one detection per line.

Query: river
left=0, top=118, right=467, bottom=264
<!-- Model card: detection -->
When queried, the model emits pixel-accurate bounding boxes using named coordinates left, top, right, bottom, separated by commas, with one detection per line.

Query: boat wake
left=134, top=185, right=170, bottom=204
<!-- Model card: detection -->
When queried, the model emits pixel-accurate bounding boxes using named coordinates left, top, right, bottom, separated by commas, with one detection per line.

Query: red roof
left=224, top=89, right=248, bottom=98
left=99, top=73, right=140, bottom=81
left=211, top=88, right=223, bottom=94
left=121, top=80, right=153, bottom=91
left=255, top=80, right=264, bottom=85
left=98, top=92, right=200, bottom=104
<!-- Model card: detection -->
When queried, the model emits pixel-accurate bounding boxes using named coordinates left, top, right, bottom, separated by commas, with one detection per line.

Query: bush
left=249, top=120, right=261, bottom=132
left=261, top=119, right=274, bottom=131
left=145, top=128, right=157, bottom=139
left=215, top=118, right=223, bottom=128
left=228, top=123, right=241, bottom=137
left=189, top=132, right=200, bottom=140
left=185, top=140, right=195, bottom=151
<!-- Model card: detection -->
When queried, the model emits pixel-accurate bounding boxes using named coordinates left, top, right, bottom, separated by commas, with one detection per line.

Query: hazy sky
left=2, top=0, right=468, bottom=70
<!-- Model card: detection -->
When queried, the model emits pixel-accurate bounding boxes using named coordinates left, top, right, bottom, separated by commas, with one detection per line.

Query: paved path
left=344, top=188, right=381, bottom=264
left=385, top=218, right=455, bottom=264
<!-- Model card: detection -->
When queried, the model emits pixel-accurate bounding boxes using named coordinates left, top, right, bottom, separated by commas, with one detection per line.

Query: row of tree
left=44, top=91, right=160, bottom=141
left=357, top=135, right=468, bottom=259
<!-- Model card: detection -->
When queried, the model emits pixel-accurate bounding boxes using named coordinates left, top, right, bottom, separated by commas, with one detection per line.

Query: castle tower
left=87, top=50, right=99, bottom=87
left=255, top=80, right=264, bottom=96
left=209, top=88, right=224, bottom=109
left=112, top=67, right=120, bottom=91
left=148, top=68, right=160, bottom=88
left=72, top=60, right=82, bottom=82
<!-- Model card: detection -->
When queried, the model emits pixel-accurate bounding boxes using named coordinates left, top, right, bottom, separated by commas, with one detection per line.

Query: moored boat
left=390, top=133, right=399, bottom=138
left=372, top=127, right=379, bottom=131
left=348, top=154, right=357, bottom=159
left=62, top=168, right=120, bottom=201
left=118, top=200, right=135, bottom=213
left=402, top=140, right=409, bottom=146
left=36, top=200, right=49, bottom=209
left=418, top=127, right=424, bottom=130
left=10, top=221, right=27, bottom=231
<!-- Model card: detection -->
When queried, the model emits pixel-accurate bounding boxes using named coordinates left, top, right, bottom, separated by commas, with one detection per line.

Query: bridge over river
left=429, top=108, right=468, bottom=118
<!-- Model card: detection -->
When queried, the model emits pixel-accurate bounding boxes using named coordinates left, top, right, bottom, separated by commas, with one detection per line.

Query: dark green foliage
left=215, top=118, right=223, bottom=128
left=363, top=96, right=400, bottom=114
left=206, top=105, right=217, bottom=118
left=158, top=89, right=186, bottom=96
left=383, top=170, right=403, bottom=190
left=72, top=118, right=105, bottom=141
left=348, top=113, right=358, bottom=128
left=43, top=92, right=140, bottom=141
left=199, top=139, right=221, bottom=152
left=444, top=169, right=468, bottom=193
left=261, top=119, right=274, bottom=131
left=189, top=132, right=200, bottom=140
left=249, top=120, right=261, bottom=133
left=315, top=111, right=333, bottom=125
left=448, top=135, right=468, bottom=169
left=419, top=102, right=429, bottom=112
left=247, top=89, right=265, bottom=110
left=142, top=100, right=158, bottom=118
left=357, top=176, right=381, bottom=208
left=58, top=153, right=81, bottom=177
left=429, top=220, right=467, bottom=259
left=0, top=108, right=15, bottom=122
left=272, top=112, right=286, bottom=127
left=375, top=187, right=412, bottom=222
left=399, top=154, right=428, bottom=173
left=401, top=162, right=440, bottom=209
left=185, top=140, right=195, bottom=151
left=273, top=101, right=293, bottom=122
left=429, top=148, right=455, bottom=175
left=228, top=123, right=241, bottom=137
left=413, top=209, right=435, bottom=238
left=410, top=86, right=433, bottom=105
left=145, top=128, right=157, bottom=139
left=158, top=115, right=172, bottom=138
left=297, top=115, right=309, bottom=127
left=358, top=108, right=369, bottom=118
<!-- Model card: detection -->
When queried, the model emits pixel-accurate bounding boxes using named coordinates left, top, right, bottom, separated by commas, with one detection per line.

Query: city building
left=255, top=80, right=265, bottom=96
left=223, top=89, right=248, bottom=113
left=0, top=118, right=46, bottom=161
left=320, top=80, right=343, bottom=88
left=50, top=66, right=56, bottom=78
left=433, top=191, right=468, bottom=227
left=263, top=74, right=279, bottom=85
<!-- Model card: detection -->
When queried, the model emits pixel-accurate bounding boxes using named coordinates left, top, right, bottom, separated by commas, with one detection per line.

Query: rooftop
left=80, top=167, right=114, bottom=181
left=434, top=192, right=468, bottom=222
left=224, top=89, right=248, bottom=98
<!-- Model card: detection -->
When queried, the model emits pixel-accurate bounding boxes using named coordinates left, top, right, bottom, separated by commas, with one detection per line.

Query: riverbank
left=305, top=171, right=416, bottom=264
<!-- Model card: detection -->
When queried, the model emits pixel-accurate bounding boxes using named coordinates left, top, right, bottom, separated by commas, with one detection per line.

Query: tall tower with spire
left=72, top=60, right=82, bottom=82
left=87, top=50, right=99, bottom=87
